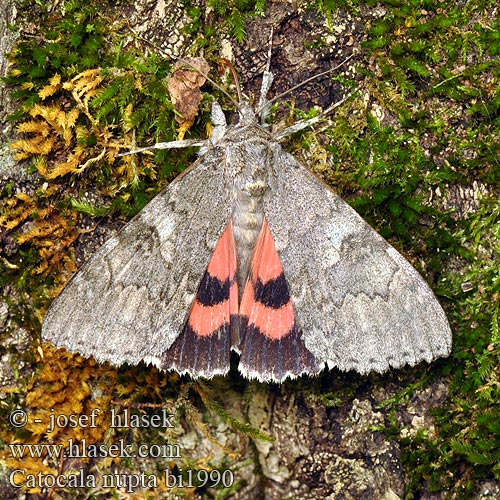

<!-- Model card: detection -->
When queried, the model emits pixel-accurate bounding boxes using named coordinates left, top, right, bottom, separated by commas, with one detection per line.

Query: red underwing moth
left=42, top=61, right=452, bottom=382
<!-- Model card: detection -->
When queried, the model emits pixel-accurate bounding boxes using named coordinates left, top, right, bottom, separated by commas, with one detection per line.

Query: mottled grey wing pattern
left=42, top=149, right=233, bottom=367
left=264, top=148, right=452, bottom=374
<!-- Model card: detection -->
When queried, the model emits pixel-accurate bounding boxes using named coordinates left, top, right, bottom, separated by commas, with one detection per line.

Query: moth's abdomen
left=232, top=180, right=266, bottom=296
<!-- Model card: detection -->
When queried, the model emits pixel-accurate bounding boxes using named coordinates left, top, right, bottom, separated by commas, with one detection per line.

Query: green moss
left=184, top=0, right=267, bottom=43
left=347, top=1, right=499, bottom=497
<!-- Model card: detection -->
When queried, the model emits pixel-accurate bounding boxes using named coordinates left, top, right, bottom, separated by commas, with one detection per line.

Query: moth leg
left=120, top=103, right=227, bottom=157
left=118, top=139, right=207, bottom=157
left=203, top=101, right=227, bottom=148
left=257, top=53, right=357, bottom=131
left=275, top=89, right=358, bottom=141
left=257, top=26, right=275, bottom=123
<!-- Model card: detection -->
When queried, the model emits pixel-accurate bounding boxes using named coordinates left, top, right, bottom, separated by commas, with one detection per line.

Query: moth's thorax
left=221, top=123, right=277, bottom=295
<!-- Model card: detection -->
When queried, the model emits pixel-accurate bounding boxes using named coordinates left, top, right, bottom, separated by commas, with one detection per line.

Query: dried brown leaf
left=167, top=57, right=210, bottom=139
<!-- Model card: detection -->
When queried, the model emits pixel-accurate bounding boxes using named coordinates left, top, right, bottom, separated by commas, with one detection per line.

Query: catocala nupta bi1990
left=42, top=63, right=452, bottom=382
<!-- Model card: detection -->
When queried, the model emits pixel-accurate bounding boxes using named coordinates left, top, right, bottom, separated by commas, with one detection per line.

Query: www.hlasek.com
left=8, top=408, right=234, bottom=492
left=9, top=437, right=182, bottom=460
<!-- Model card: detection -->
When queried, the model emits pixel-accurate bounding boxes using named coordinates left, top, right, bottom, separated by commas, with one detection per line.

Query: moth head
left=236, top=101, right=258, bottom=127
left=210, top=100, right=257, bottom=131
left=216, top=59, right=259, bottom=127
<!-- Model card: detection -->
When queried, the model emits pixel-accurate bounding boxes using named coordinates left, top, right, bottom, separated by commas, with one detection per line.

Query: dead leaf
left=167, top=57, right=210, bottom=139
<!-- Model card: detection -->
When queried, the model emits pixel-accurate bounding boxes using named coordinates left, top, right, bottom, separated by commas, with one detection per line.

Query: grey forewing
left=42, top=149, right=234, bottom=367
left=263, top=148, right=452, bottom=374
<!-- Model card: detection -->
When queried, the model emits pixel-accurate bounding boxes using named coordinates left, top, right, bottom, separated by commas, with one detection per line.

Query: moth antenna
left=257, top=27, right=275, bottom=122
left=256, top=53, right=356, bottom=116
left=218, top=58, right=244, bottom=104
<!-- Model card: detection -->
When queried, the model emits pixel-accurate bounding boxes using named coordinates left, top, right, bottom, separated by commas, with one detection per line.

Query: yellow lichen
left=11, top=69, right=121, bottom=180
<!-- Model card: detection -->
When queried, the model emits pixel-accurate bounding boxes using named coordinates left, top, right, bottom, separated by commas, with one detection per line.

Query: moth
left=42, top=61, right=452, bottom=382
